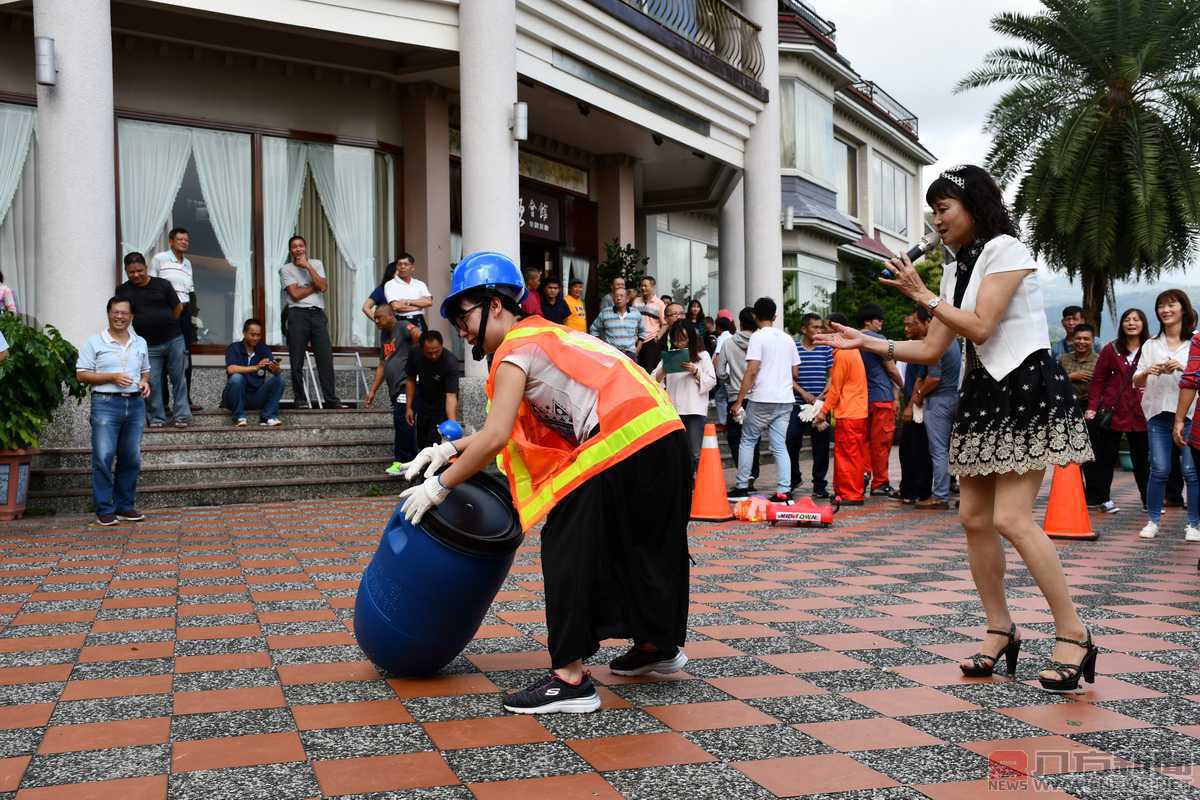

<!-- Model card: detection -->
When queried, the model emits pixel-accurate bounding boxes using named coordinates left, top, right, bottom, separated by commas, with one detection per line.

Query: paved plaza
left=0, top=472, right=1197, bottom=799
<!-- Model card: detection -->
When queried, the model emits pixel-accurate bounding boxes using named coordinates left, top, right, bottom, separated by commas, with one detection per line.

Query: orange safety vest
left=485, top=317, right=683, bottom=530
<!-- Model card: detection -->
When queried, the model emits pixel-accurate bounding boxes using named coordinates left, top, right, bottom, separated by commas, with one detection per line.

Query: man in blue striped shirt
left=787, top=313, right=833, bottom=497
left=589, top=277, right=646, bottom=360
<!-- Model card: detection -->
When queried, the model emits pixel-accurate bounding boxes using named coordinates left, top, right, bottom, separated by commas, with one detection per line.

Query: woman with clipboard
left=655, top=320, right=716, bottom=474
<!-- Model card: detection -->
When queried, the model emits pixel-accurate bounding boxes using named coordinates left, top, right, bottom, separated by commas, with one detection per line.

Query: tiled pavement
left=0, top=473, right=1198, bottom=799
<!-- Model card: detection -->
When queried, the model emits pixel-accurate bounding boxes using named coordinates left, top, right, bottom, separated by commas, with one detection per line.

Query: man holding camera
left=223, top=318, right=285, bottom=427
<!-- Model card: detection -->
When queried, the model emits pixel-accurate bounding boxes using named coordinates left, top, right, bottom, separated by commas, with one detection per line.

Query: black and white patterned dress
left=944, top=240, right=1093, bottom=476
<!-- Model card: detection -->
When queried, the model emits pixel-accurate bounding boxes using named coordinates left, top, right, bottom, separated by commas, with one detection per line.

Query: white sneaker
left=234, top=417, right=248, bottom=427
left=1100, top=501, right=1119, bottom=514
left=1186, top=525, right=1200, bottom=543
left=1139, top=522, right=1159, bottom=539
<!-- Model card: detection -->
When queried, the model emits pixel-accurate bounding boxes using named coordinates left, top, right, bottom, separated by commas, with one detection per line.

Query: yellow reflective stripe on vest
left=513, top=403, right=679, bottom=527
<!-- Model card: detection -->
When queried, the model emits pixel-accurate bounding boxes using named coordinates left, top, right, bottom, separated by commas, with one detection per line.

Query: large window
left=835, top=138, right=858, bottom=218
left=871, top=154, right=910, bottom=236
left=116, top=120, right=396, bottom=349
left=655, top=231, right=717, bottom=311
left=780, top=79, right=835, bottom=185
left=782, top=252, right=836, bottom=332
left=0, top=102, right=36, bottom=317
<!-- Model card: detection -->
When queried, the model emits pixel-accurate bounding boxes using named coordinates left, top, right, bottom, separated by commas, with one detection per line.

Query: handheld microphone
left=881, top=230, right=942, bottom=278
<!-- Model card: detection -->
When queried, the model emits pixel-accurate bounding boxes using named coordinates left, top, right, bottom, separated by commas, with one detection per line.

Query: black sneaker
left=768, top=492, right=792, bottom=503
left=727, top=486, right=752, bottom=498
left=116, top=509, right=145, bottom=522
left=609, top=645, right=688, bottom=676
left=96, top=514, right=118, bottom=526
left=502, top=672, right=601, bottom=714
left=811, top=489, right=831, bottom=499
left=870, top=484, right=897, bottom=497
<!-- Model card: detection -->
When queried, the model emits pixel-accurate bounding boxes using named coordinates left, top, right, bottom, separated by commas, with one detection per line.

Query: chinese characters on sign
left=517, top=189, right=561, bottom=240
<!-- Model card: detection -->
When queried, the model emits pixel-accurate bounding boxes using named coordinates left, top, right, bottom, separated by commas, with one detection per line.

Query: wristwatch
left=925, top=295, right=942, bottom=311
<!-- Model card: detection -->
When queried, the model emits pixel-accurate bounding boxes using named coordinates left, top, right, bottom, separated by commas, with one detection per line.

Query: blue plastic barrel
left=354, top=471, right=523, bottom=677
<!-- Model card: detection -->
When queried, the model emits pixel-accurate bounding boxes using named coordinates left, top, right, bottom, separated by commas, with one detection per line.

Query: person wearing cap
left=399, top=251, right=691, bottom=715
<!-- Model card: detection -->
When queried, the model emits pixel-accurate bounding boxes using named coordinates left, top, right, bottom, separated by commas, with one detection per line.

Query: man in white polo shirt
left=150, top=227, right=200, bottom=411
left=384, top=252, right=433, bottom=333
left=728, top=297, right=801, bottom=503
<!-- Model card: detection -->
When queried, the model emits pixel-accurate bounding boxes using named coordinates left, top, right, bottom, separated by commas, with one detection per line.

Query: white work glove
left=402, top=441, right=458, bottom=481
left=399, top=475, right=451, bottom=525
left=797, top=400, right=823, bottom=422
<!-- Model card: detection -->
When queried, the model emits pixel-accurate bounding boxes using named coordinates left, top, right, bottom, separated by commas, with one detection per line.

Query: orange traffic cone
left=1043, top=463, right=1097, bottom=541
left=691, top=423, right=733, bottom=522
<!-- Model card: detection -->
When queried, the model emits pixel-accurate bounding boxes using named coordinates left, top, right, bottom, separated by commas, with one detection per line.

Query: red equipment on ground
left=732, top=496, right=837, bottom=527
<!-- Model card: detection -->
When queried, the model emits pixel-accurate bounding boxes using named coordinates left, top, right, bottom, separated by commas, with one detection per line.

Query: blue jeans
left=1147, top=411, right=1199, bottom=525
left=90, top=394, right=145, bottom=516
left=924, top=393, right=958, bottom=501
left=222, top=373, right=285, bottom=421
left=736, top=401, right=791, bottom=495
left=146, top=334, right=190, bottom=424
left=714, top=383, right=729, bottom=426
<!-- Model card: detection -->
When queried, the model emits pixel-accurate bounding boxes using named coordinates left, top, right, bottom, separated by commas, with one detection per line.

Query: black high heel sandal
left=960, top=623, right=1021, bottom=677
left=1038, top=630, right=1098, bottom=693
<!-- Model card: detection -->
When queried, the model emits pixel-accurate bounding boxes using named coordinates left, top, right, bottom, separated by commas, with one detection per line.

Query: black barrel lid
left=421, top=471, right=524, bottom=556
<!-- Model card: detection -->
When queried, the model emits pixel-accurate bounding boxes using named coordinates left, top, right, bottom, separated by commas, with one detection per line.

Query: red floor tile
left=39, top=717, right=171, bottom=754
left=276, top=660, right=380, bottom=685
left=13, top=774, right=168, bottom=800
left=568, top=732, right=715, bottom=770
left=796, top=717, right=944, bottom=751
left=845, top=686, right=980, bottom=716
left=465, top=652, right=551, bottom=672
left=387, top=673, right=498, bottom=698
left=998, top=702, right=1154, bottom=734
left=889, top=663, right=1006, bottom=687
left=704, top=674, right=825, bottom=699
left=0, top=665, right=74, bottom=686
left=645, top=700, right=779, bottom=731
left=0, top=755, right=29, bottom=792
left=0, top=704, right=53, bottom=731
left=312, top=752, right=458, bottom=795
left=468, top=773, right=622, bottom=800
left=266, top=632, right=355, bottom=649
left=734, top=753, right=897, bottom=796
left=172, top=731, right=306, bottom=772
left=692, top=624, right=784, bottom=639
left=292, top=699, right=413, bottom=730
left=424, top=716, right=554, bottom=750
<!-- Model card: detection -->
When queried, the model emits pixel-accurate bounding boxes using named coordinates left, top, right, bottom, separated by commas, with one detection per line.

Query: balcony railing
left=853, top=80, right=919, bottom=136
left=782, top=0, right=836, bottom=41
left=621, top=0, right=764, bottom=81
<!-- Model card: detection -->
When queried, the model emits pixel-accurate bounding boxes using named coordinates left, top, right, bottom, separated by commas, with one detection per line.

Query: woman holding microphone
left=817, top=164, right=1096, bottom=692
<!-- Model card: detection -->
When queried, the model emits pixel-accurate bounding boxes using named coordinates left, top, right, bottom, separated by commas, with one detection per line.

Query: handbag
left=1093, top=408, right=1114, bottom=430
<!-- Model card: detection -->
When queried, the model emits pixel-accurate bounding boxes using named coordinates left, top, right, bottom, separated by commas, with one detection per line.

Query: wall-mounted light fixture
left=783, top=205, right=796, bottom=230
left=576, top=100, right=591, bottom=117
left=34, top=37, right=57, bottom=86
left=510, top=101, right=528, bottom=141
left=651, top=133, right=664, bottom=146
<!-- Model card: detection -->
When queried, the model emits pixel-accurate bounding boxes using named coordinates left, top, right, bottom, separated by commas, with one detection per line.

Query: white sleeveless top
left=938, top=235, right=1050, bottom=382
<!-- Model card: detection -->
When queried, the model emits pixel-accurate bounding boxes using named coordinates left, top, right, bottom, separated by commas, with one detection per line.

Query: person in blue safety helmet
left=398, top=250, right=693, bottom=715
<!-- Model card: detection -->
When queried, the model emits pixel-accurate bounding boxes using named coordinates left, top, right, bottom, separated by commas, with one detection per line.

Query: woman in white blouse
left=818, top=165, right=1096, bottom=693
left=655, top=320, right=716, bottom=474
left=1132, top=290, right=1199, bottom=541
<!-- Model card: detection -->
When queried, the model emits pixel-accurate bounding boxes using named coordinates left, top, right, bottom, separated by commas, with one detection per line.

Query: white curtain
left=307, top=143, right=376, bottom=346
left=192, top=129, right=252, bottom=340
left=0, top=138, right=35, bottom=317
left=567, top=254, right=590, bottom=302
left=0, top=104, right=35, bottom=230
left=117, top=120, right=193, bottom=256
left=262, top=138, right=308, bottom=344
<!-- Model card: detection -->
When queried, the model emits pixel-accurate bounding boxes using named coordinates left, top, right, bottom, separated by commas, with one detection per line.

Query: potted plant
left=590, top=239, right=649, bottom=320
left=0, top=314, right=87, bottom=520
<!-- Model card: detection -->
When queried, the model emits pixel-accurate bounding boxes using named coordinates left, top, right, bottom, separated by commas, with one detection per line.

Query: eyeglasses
left=451, top=302, right=485, bottom=334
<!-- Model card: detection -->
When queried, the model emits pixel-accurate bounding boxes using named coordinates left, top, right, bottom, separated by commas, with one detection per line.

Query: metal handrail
left=623, top=0, right=765, bottom=81
left=852, top=80, right=919, bottom=136
left=783, top=0, right=836, bottom=41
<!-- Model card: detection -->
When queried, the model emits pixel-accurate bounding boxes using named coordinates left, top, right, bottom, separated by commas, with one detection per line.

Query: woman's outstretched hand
left=813, top=322, right=865, bottom=351
left=879, top=251, right=931, bottom=302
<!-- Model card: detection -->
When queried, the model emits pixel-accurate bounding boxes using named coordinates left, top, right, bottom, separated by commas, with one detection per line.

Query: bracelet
left=887, top=340, right=895, bottom=361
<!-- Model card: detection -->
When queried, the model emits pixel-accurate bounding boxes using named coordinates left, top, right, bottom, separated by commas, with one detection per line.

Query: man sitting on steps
left=222, top=318, right=285, bottom=427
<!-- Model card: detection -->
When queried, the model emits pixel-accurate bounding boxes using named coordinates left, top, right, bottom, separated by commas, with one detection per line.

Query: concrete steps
left=28, top=407, right=398, bottom=515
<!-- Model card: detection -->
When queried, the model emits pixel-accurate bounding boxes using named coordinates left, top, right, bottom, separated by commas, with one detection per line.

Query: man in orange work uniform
left=815, top=312, right=869, bottom=504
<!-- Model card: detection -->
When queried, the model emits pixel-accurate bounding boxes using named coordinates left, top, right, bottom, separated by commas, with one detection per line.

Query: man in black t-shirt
left=404, top=330, right=460, bottom=450
left=540, top=275, right=571, bottom=325
left=115, top=252, right=191, bottom=428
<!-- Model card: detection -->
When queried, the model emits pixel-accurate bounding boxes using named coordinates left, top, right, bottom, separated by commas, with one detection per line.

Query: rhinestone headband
left=940, top=165, right=967, bottom=189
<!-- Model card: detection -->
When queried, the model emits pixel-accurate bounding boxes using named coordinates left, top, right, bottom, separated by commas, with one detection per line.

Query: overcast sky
left=811, top=0, right=1193, bottom=290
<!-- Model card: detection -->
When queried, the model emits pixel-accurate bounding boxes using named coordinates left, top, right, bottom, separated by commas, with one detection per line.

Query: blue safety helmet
left=437, top=419, right=464, bottom=442
left=440, top=251, right=527, bottom=320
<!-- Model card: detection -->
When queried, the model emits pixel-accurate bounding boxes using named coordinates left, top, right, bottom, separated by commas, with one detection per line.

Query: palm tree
left=958, top=0, right=1200, bottom=328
